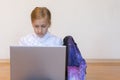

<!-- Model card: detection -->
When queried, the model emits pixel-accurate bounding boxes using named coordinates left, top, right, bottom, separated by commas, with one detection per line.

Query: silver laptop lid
left=10, top=46, right=66, bottom=80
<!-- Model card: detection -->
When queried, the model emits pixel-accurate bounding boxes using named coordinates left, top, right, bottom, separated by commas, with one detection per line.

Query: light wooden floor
left=1, top=60, right=120, bottom=80
left=0, top=62, right=10, bottom=80
left=87, top=63, right=120, bottom=80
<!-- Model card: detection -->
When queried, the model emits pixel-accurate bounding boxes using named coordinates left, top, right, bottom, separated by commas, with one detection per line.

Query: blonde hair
left=31, top=7, right=51, bottom=25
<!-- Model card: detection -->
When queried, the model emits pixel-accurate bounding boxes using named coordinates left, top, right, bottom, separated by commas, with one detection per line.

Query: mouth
left=37, top=33, right=44, bottom=37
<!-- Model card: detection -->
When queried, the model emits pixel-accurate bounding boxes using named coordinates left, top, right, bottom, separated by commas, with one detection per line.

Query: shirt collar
left=33, top=32, right=50, bottom=42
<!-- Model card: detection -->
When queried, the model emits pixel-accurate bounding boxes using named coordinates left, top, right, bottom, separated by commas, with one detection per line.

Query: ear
left=31, top=21, right=35, bottom=27
left=47, top=24, right=51, bottom=28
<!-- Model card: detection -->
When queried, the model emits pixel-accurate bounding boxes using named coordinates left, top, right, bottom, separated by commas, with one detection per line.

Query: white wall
left=0, top=0, right=120, bottom=59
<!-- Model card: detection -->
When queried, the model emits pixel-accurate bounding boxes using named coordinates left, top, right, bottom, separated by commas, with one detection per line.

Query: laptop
left=10, top=46, right=67, bottom=80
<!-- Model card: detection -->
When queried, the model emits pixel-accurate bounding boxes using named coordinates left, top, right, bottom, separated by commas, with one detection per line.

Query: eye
left=41, top=25, right=46, bottom=28
left=35, top=25, right=39, bottom=28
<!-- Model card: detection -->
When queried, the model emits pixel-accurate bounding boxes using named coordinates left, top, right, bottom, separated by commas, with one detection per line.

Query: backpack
left=63, top=36, right=87, bottom=80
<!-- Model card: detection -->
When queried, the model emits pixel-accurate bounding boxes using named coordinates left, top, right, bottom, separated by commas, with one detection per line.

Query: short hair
left=31, top=7, right=51, bottom=25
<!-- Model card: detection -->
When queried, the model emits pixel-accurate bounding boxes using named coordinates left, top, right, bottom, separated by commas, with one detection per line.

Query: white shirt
left=19, top=32, right=63, bottom=46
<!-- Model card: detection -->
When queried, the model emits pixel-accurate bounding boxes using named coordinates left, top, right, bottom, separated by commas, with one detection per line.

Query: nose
left=38, top=27, right=42, bottom=33
left=38, top=29, right=42, bottom=33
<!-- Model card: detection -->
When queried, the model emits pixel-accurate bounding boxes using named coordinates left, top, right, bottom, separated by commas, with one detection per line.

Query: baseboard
left=0, top=59, right=120, bottom=64
left=86, top=59, right=120, bottom=63
left=0, top=59, right=10, bottom=64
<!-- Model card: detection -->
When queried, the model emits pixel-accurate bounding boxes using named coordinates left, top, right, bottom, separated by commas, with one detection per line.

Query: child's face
left=32, top=19, right=50, bottom=37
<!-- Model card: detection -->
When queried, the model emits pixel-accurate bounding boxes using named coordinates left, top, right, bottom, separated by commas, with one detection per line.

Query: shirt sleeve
left=55, top=38, right=63, bottom=46
left=59, top=38, right=63, bottom=45
left=19, top=38, right=26, bottom=46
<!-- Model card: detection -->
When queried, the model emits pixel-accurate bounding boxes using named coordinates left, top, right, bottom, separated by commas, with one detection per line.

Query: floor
left=0, top=62, right=10, bottom=80
left=86, top=63, right=120, bottom=80
left=0, top=61, right=120, bottom=80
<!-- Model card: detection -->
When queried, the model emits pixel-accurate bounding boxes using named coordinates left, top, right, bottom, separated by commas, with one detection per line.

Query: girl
left=19, top=7, right=62, bottom=46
